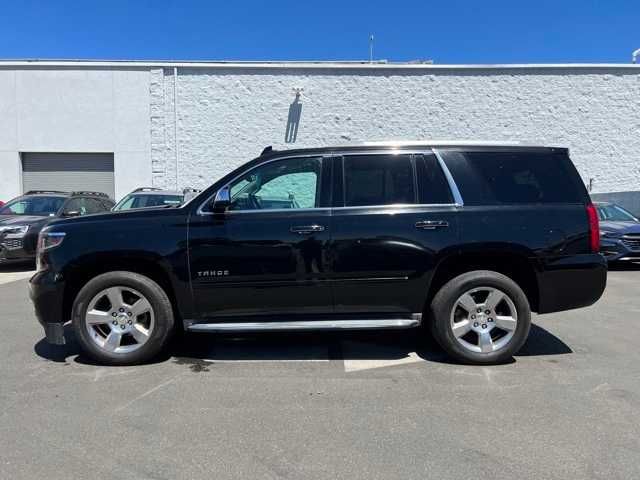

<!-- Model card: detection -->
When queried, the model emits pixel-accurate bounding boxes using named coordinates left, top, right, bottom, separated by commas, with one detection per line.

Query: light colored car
left=112, top=187, right=199, bottom=211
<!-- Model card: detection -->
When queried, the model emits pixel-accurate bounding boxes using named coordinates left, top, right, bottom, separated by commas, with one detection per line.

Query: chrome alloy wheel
left=85, top=286, right=155, bottom=354
left=449, top=287, right=518, bottom=354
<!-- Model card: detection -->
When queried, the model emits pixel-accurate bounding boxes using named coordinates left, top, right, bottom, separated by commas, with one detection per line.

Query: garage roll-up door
left=22, top=153, right=115, bottom=199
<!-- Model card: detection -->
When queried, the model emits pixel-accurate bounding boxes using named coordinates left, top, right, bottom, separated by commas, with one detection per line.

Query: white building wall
left=2, top=62, right=640, bottom=202
left=0, top=67, right=151, bottom=200
left=149, top=66, right=640, bottom=195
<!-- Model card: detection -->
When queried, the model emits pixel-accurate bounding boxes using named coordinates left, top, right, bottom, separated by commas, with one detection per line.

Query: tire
left=429, top=270, right=531, bottom=365
left=71, top=271, right=175, bottom=365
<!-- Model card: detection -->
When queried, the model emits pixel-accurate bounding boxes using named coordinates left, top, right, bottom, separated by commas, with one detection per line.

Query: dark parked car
left=0, top=190, right=114, bottom=264
left=30, top=143, right=606, bottom=365
left=596, top=201, right=640, bottom=262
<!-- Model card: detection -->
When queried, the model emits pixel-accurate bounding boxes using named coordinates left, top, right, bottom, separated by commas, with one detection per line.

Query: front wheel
left=72, top=271, right=175, bottom=365
left=429, top=270, right=531, bottom=365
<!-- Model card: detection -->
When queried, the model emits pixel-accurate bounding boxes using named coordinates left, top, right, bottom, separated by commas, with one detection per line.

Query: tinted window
left=228, top=157, right=321, bottom=211
left=63, top=198, right=90, bottom=215
left=441, top=150, right=587, bottom=205
left=416, top=154, right=453, bottom=204
left=0, top=196, right=65, bottom=216
left=343, top=154, right=415, bottom=207
left=83, top=197, right=106, bottom=214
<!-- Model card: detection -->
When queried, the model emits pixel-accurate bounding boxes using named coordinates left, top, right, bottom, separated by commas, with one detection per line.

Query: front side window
left=83, top=197, right=107, bottom=214
left=343, top=154, right=415, bottom=207
left=0, top=196, right=66, bottom=216
left=228, top=157, right=321, bottom=211
left=63, top=198, right=89, bottom=215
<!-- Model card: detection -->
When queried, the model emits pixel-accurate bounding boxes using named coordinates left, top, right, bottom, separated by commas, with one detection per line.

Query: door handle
left=415, top=220, right=449, bottom=230
left=290, top=225, right=325, bottom=234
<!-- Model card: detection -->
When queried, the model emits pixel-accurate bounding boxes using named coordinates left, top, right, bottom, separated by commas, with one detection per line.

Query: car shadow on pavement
left=34, top=322, right=571, bottom=367
left=607, top=261, right=640, bottom=271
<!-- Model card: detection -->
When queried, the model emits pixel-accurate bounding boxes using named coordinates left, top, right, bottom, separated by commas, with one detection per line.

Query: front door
left=189, top=155, right=333, bottom=320
left=329, top=152, right=459, bottom=316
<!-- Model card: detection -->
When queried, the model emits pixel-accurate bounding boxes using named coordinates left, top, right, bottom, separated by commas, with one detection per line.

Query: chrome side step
left=186, top=317, right=421, bottom=333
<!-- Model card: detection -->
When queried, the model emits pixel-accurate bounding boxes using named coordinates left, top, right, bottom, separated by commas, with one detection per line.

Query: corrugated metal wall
left=21, top=153, right=115, bottom=198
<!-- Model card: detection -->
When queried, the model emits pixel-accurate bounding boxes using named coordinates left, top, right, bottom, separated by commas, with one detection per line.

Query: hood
left=600, top=220, right=640, bottom=235
left=47, top=205, right=183, bottom=229
left=0, top=214, right=51, bottom=226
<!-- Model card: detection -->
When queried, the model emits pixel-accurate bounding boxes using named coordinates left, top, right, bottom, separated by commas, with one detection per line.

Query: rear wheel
left=429, top=270, right=531, bottom=364
left=72, top=271, right=174, bottom=365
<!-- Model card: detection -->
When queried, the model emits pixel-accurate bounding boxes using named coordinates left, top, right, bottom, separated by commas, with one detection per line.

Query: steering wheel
left=247, top=193, right=262, bottom=210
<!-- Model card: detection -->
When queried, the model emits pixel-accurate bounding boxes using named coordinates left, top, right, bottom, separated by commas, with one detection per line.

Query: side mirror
left=212, top=186, right=231, bottom=212
left=63, top=210, right=81, bottom=217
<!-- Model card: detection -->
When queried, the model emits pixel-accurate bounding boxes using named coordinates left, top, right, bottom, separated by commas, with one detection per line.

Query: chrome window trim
left=432, top=148, right=464, bottom=206
left=197, top=148, right=464, bottom=215
left=332, top=203, right=458, bottom=211
left=225, top=207, right=332, bottom=215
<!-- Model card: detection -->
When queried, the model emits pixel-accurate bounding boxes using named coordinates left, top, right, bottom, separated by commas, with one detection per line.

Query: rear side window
left=343, top=154, right=415, bottom=207
left=415, top=154, right=453, bottom=204
left=441, top=150, right=587, bottom=205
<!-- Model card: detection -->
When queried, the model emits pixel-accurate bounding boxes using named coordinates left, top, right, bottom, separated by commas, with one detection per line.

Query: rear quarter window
left=441, top=150, right=588, bottom=205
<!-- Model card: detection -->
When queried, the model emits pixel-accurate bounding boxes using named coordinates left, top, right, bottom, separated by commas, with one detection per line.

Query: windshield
left=113, top=193, right=183, bottom=211
left=0, top=196, right=66, bottom=216
left=596, top=204, right=638, bottom=222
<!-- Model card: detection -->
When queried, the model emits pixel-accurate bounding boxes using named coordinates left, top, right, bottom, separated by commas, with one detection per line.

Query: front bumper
left=600, top=237, right=640, bottom=262
left=29, top=269, right=66, bottom=345
left=0, top=238, right=35, bottom=263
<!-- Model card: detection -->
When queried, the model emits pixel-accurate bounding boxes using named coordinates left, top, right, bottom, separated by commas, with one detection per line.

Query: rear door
left=329, top=151, right=459, bottom=316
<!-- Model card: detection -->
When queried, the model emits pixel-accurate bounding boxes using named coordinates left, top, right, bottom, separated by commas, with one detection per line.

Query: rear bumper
left=29, top=269, right=66, bottom=345
left=536, top=254, right=607, bottom=314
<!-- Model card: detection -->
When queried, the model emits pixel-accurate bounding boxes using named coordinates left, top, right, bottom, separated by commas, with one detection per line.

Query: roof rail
left=260, top=146, right=274, bottom=156
left=132, top=187, right=163, bottom=193
left=24, top=190, right=68, bottom=195
left=360, top=140, right=525, bottom=147
left=71, top=191, right=109, bottom=198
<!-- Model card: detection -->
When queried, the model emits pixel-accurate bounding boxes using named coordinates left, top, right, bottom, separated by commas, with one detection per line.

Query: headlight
left=37, top=231, right=66, bottom=251
left=0, top=224, right=29, bottom=236
left=599, top=230, right=619, bottom=238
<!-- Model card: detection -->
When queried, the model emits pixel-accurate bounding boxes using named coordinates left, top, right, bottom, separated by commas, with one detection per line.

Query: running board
left=186, top=317, right=421, bottom=333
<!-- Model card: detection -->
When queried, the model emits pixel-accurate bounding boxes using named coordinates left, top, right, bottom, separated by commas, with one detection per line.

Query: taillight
left=586, top=203, right=600, bottom=253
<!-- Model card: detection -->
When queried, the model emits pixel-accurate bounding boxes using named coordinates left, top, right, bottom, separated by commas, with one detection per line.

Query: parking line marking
left=342, top=341, right=425, bottom=372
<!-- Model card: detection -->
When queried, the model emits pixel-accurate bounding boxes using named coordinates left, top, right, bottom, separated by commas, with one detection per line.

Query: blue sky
left=0, top=0, right=638, bottom=63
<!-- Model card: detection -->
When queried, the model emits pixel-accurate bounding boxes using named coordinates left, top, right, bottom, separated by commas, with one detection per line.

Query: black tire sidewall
left=72, top=271, right=174, bottom=365
left=430, top=270, right=531, bottom=365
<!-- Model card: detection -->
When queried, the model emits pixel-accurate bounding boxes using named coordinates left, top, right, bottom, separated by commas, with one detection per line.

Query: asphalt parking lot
left=1, top=264, right=639, bottom=480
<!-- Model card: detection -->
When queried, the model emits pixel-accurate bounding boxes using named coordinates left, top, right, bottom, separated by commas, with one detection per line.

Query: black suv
left=0, top=190, right=114, bottom=264
left=29, top=143, right=607, bottom=365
